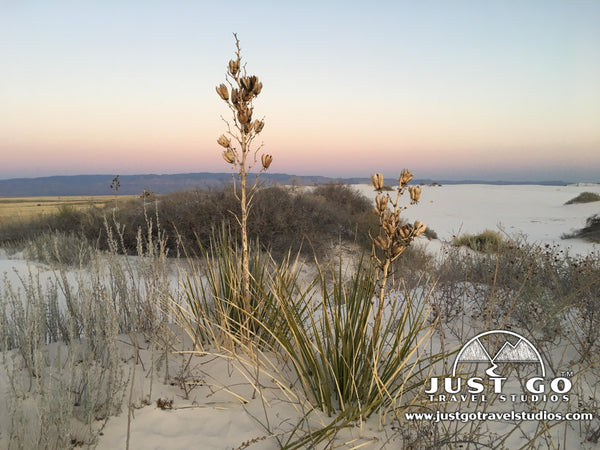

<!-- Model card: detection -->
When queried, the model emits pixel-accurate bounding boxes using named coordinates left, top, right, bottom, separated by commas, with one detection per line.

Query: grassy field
left=0, top=195, right=137, bottom=224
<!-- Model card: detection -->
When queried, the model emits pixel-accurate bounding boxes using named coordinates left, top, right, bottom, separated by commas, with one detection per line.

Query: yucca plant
left=264, top=256, right=437, bottom=419
left=176, top=227, right=304, bottom=352
left=370, top=170, right=427, bottom=342
left=215, top=34, right=272, bottom=342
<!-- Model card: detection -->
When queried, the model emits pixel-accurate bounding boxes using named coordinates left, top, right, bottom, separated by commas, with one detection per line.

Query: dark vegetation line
left=0, top=184, right=388, bottom=258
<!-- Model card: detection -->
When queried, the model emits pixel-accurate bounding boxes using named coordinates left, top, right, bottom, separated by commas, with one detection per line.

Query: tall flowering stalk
left=370, top=170, right=426, bottom=338
left=215, top=34, right=272, bottom=337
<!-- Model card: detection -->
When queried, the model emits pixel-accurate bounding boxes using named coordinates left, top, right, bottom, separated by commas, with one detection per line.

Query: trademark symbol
left=560, top=371, right=574, bottom=378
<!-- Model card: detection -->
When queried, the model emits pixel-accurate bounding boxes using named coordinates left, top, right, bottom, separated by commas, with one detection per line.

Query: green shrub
left=565, top=192, right=600, bottom=205
left=452, top=229, right=504, bottom=252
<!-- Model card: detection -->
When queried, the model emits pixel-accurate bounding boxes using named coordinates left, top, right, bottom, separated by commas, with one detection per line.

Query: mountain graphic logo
left=452, top=330, right=545, bottom=378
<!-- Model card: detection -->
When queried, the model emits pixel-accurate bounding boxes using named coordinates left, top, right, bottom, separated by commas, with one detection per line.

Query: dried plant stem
left=216, top=33, right=271, bottom=344
left=126, top=336, right=138, bottom=450
left=239, top=147, right=251, bottom=341
left=373, top=258, right=390, bottom=341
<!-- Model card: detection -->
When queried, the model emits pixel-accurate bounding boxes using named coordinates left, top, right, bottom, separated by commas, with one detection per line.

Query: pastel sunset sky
left=1, top=1, right=599, bottom=182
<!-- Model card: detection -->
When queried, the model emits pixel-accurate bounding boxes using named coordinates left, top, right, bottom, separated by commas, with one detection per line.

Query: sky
left=1, top=1, right=599, bottom=182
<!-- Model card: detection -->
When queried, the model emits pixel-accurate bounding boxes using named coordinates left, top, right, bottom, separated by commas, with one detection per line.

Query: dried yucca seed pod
left=383, top=219, right=395, bottom=236
left=398, top=225, right=411, bottom=240
left=222, top=149, right=236, bottom=164
left=374, top=236, right=387, bottom=249
left=391, top=243, right=405, bottom=258
left=237, top=108, right=252, bottom=124
left=409, top=186, right=422, bottom=203
left=241, top=76, right=252, bottom=91
left=216, top=84, right=229, bottom=101
left=217, top=135, right=231, bottom=148
left=242, top=89, right=254, bottom=102
left=228, top=59, right=239, bottom=76
left=253, top=120, right=264, bottom=133
left=375, top=195, right=388, bottom=213
left=261, top=154, right=273, bottom=169
left=371, top=173, right=384, bottom=191
left=399, top=169, right=413, bottom=185
left=253, top=80, right=262, bottom=96
left=231, top=88, right=240, bottom=105
left=413, top=221, right=427, bottom=236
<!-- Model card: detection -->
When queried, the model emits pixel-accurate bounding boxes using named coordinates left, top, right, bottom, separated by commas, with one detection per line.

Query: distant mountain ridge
left=0, top=173, right=572, bottom=197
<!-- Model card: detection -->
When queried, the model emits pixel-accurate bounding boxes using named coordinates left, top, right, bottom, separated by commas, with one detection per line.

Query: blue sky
left=1, top=1, right=599, bottom=181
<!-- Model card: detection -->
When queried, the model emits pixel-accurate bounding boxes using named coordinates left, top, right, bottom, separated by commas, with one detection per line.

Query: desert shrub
left=437, top=235, right=600, bottom=345
left=423, top=226, right=438, bottom=240
left=562, top=214, right=600, bottom=243
left=156, top=184, right=379, bottom=256
left=565, top=191, right=600, bottom=205
left=1, top=257, right=126, bottom=447
left=0, top=204, right=106, bottom=249
left=152, top=186, right=374, bottom=255
left=24, top=231, right=94, bottom=266
left=452, top=229, right=505, bottom=252
left=0, top=183, right=434, bottom=261
left=568, top=251, right=600, bottom=357
left=389, top=243, right=434, bottom=289
left=244, top=183, right=380, bottom=256
left=312, top=182, right=372, bottom=213
left=0, top=211, right=172, bottom=447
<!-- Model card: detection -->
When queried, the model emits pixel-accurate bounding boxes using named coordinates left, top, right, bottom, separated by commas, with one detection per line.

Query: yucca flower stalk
left=370, top=170, right=426, bottom=340
left=216, top=34, right=271, bottom=341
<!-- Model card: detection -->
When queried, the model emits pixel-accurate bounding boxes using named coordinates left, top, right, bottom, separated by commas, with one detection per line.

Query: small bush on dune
left=565, top=191, right=600, bottom=205
left=147, top=184, right=379, bottom=257
left=563, top=214, right=600, bottom=243
left=578, top=214, right=600, bottom=242
left=452, top=229, right=505, bottom=252
left=176, top=227, right=297, bottom=349
left=312, top=182, right=372, bottom=213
